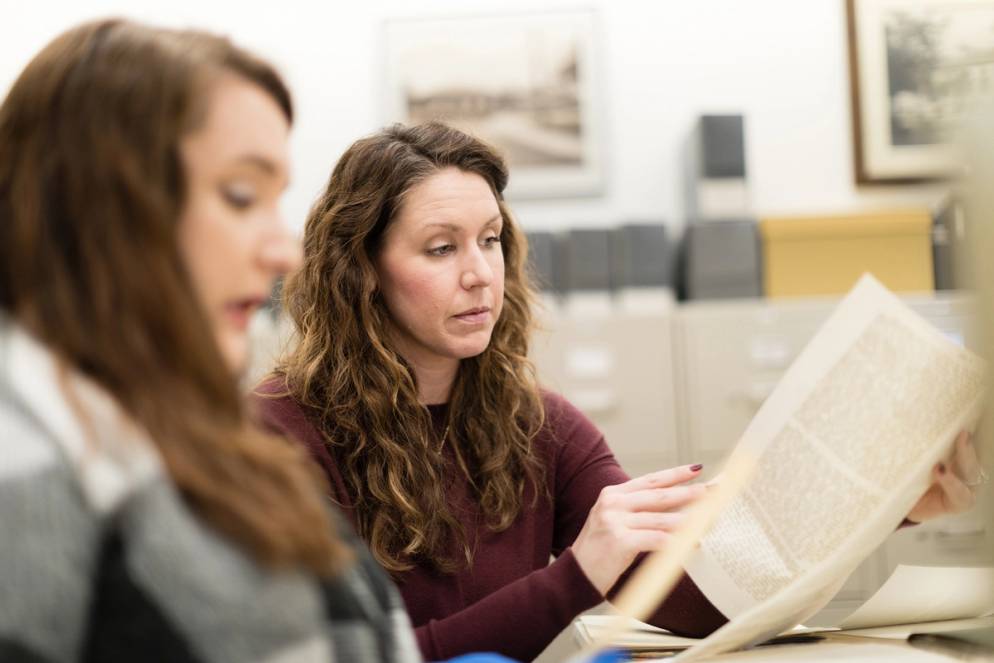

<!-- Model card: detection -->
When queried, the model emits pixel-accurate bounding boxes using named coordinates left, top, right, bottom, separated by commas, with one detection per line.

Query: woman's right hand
left=571, top=464, right=706, bottom=595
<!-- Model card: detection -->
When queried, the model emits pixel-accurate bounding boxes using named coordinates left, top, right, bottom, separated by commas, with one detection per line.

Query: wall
left=1, top=0, right=949, bottom=235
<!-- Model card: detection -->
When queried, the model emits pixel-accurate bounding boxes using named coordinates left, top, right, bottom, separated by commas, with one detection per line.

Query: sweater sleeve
left=413, top=548, right=603, bottom=661
left=249, top=379, right=355, bottom=511
left=543, top=392, right=728, bottom=638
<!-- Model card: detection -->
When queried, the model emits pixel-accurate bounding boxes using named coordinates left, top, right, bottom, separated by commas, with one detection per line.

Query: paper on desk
left=574, top=615, right=828, bottom=652
left=838, top=615, right=994, bottom=640
left=839, top=565, right=994, bottom=630
left=574, top=615, right=697, bottom=651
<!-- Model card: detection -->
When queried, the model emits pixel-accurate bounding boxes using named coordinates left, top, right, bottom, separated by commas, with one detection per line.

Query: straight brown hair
left=0, top=19, right=350, bottom=574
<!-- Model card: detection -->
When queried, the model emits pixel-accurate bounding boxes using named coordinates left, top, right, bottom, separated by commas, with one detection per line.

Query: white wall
left=2, top=0, right=949, bottom=235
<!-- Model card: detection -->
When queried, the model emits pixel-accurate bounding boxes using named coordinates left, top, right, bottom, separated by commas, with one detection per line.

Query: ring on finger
left=965, top=467, right=990, bottom=489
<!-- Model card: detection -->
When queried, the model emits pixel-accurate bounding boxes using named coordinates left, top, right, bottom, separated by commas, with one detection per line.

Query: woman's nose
left=459, top=245, right=494, bottom=289
left=260, top=217, right=302, bottom=276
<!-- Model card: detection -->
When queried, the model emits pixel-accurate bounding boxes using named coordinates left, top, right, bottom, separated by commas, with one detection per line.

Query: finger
left=952, top=433, right=982, bottom=482
left=624, top=484, right=707, bottom=512
left=625, top=511, right=687, bottom=532
left=624, top=529, right=670, bottom=553
left=616, top=464, right=704, bottom=494
left=937, top=462, right=975, bottom=513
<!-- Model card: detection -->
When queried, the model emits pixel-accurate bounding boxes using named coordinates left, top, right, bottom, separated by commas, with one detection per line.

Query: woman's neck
left=409, top=357, right=459, bottom=405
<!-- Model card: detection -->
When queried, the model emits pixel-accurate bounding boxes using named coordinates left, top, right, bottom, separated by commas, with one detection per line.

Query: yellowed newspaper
left=677, top=274, right=985, bottom=660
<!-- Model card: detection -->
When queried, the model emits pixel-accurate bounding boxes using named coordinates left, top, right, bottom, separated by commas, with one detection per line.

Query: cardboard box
left=760, top=210, right=934, bottom=297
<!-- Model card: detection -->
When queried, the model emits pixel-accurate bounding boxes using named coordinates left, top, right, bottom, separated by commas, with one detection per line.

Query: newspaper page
left=677, top=274, right=985, bottom=660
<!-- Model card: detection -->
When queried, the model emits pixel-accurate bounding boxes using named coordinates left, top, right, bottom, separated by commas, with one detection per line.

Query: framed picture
left=847, top=0, right=994, bottom=184
left=383, top=10, right=603, bottom=199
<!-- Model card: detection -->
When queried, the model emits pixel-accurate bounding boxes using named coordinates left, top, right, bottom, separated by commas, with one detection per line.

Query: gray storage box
left=525, top=231, right=560, bottom=293
left=699, top=115, right=746, bottom=178
left=683, top=114, right=751, bottom=221
left=682, top=219, right=761, bottom=300
left=612, top=223, right=674, bottom=289
left=564, top=229, right=613, bottom=292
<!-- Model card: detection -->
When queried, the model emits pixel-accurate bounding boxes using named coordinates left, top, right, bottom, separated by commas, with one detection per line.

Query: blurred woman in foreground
left=0, top=19, right=419, bottom=662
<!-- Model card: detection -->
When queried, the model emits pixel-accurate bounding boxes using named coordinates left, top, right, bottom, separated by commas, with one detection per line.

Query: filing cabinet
left=531, top=299, right=680, bottom=479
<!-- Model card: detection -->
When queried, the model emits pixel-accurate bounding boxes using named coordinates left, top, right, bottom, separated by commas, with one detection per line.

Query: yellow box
left=759, top=209, right=934, bottom=298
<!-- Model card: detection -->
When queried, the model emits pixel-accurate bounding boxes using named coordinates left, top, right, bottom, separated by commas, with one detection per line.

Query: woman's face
left=376, top=167, right=505, bottom=371
left=177, top=75, right=299, bottom=373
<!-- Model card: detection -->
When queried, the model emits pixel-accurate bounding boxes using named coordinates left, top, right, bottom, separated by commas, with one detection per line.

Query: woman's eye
left=221, top=183, right=256, bottom=210
left=483, top=235, right=502, bottom=248
left=427, top=244, right=455, bottom=257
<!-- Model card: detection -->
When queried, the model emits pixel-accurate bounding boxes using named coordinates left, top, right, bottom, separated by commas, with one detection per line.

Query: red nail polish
left=690, top=463, right=704, bottom=472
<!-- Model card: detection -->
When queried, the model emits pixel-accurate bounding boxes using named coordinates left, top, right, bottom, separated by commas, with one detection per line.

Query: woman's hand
left=571, top=464, right=706, bottom=595
left=907, top=431, right=985, bottom=524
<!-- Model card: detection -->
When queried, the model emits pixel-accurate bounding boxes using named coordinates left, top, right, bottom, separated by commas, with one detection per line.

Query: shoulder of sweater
left=535, top=388, right=605, bottom=454
left=247, top=375, right=332, bottom=457
left=538, top=388, right=580, bottom=424
left=1, top=323, right=163, bottom=515
left=250, top=373, right=292, bottom=401
left=538, top=388, right=598, bottom=433
left=4, top=406, right=98, bottom=512
left=249, top=375, right=310, bottom=424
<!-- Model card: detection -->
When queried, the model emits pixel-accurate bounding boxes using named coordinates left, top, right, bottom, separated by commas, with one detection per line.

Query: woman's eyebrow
left=423, top=222, right=461, bottom=232
left=422, top=215, right=502, bottom=232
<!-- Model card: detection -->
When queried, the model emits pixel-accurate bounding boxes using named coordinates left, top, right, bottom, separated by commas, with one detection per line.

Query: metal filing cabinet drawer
left=531, top=304, right=680, bottom=479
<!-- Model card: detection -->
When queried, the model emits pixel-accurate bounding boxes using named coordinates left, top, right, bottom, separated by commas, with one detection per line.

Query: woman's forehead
left=392, top=168, right=499, bottom=231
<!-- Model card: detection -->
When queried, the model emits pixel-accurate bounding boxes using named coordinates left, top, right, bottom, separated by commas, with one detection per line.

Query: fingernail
left=690, top=463, right=704, bottom=472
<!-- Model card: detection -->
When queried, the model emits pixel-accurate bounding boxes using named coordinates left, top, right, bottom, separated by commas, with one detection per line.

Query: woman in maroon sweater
left=253, top=122, right=980, bottom=661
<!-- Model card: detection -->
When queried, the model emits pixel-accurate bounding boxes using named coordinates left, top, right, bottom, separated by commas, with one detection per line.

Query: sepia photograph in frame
left=382, top=9, right=604, bottom=199
left=847, top=0, right=994, bottom=184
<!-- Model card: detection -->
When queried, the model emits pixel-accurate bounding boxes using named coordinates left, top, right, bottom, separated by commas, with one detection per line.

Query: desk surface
left=547, top=613, right=994, bottom=662
left=703, top=633, right=992, bottom=662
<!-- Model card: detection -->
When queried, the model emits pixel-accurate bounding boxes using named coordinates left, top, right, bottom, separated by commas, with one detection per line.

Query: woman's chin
left=218, top=331, right=250, bottom=377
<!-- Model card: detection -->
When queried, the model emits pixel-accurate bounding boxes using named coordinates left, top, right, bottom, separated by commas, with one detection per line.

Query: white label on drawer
left=566, top=346, right=614, bottom=378
left=748, top=337, right=791, bottom=368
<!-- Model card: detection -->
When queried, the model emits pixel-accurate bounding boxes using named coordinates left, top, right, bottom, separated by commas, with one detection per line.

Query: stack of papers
left=576, top=565, right=994, bottom=655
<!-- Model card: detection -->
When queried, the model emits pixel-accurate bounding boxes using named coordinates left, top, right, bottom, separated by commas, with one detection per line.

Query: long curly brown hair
left=0, top=19, right=350, bottom=575
left=275, top=122, right=546, bottom=572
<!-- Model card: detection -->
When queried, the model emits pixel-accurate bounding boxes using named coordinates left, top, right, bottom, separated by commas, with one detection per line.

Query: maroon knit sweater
left=252, top=380, right=726, bottom=661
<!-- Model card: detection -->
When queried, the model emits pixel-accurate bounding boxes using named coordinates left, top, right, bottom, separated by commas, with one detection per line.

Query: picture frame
left=382, top=9, right=604, bottom=199
left=847, top=0, right=994, bottom=184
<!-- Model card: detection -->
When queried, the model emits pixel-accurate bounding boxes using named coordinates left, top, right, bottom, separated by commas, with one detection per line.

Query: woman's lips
left=224, top=297, right=265, bottom=331
left=453, top=307, right=490, bottom=325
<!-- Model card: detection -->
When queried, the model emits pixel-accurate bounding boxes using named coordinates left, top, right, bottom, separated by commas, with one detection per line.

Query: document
left=673, top=274, right=985, bottom=660
left=839, top=565, right=994, bottom=631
